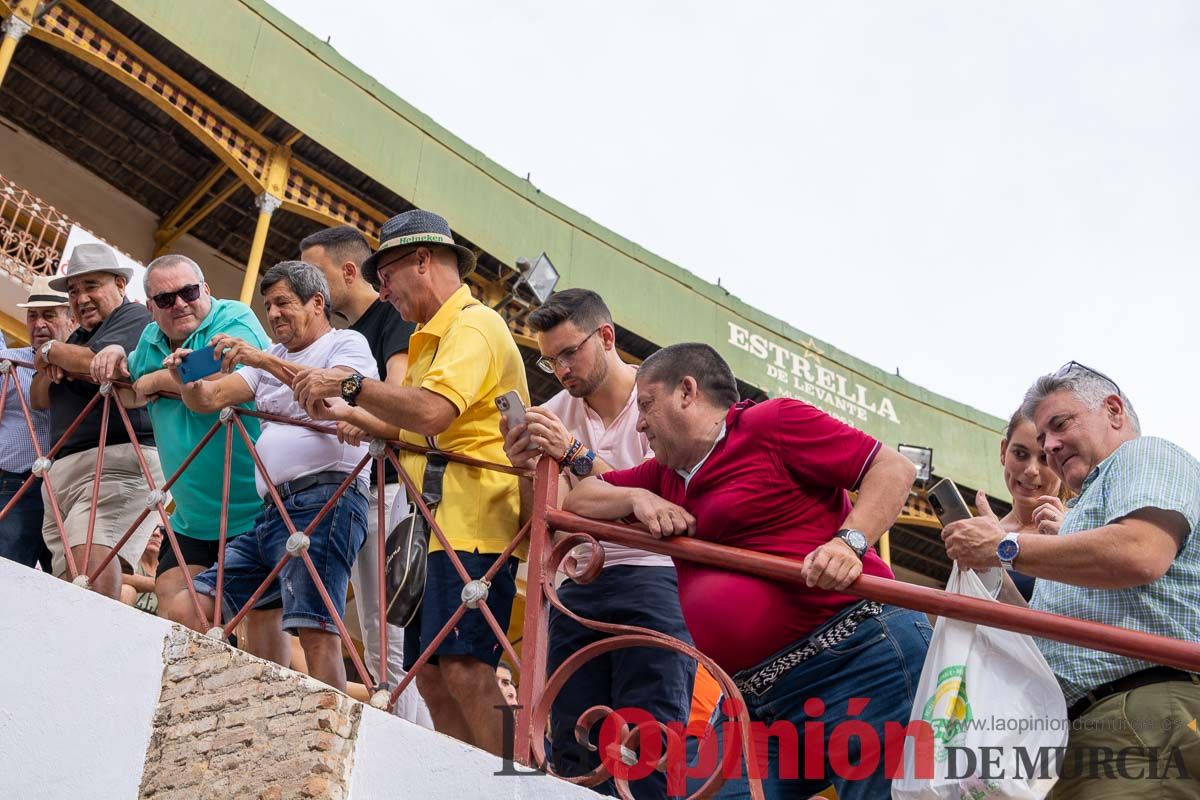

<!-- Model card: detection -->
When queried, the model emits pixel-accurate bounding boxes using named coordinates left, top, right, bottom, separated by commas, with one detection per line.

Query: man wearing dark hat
left=0, top=276, right=75, bottom=569
left=293, top=209, right=528, bottom=756
left=31, top=242, right=163, bottom=599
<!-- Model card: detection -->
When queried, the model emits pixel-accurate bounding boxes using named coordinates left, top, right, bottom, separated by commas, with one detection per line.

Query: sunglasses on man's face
left=151, top=284, right=202, bottom=309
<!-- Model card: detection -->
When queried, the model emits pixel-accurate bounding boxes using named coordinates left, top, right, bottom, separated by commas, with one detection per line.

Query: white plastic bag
left=892, top=565, right=1068, bottom=800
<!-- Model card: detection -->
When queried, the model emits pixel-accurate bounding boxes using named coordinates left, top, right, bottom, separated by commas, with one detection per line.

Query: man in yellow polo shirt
left=293, top=209, right=528, bottom=757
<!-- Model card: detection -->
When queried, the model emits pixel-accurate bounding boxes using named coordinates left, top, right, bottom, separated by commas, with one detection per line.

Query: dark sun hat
left=361, top=209, right=477, bottom=286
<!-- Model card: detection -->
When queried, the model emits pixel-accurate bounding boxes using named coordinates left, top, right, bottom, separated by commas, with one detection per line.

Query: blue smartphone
left=177, top=345, right=223, bottom=383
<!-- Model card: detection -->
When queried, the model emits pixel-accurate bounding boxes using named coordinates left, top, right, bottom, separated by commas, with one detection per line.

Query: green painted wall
left=113, top=0, right=1007, bottom=496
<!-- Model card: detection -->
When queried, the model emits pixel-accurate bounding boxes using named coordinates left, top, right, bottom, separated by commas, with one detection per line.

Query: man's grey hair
left=259, top=260, right=332, bottom=320
left=1020, top=366, right=1141, bottom=434
left=143, top=254, right=205, bottom=294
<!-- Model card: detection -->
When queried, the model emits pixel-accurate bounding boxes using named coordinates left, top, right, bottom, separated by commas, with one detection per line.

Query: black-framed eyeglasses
left=1053, top=360, right=1121, bottom=397
left=151, top=284, right=202, bottom=309
left=536, top=327, right=602, bottom=373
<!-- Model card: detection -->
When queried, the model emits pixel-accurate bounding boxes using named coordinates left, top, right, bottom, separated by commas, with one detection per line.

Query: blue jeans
left=194, top=482, right=368, bottom=633
left=703, top=603, right=932, bottom=800
left=548, top=566, right=696, bottom=800
left=0, top=473, right=50, bottom=570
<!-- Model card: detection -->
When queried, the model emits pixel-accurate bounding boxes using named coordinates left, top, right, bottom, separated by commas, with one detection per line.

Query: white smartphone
left=495, top=390, right=527, bottom=428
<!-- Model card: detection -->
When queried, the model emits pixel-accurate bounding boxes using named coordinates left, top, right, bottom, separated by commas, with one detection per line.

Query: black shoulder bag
left=382, top=302, right=478, bottom=627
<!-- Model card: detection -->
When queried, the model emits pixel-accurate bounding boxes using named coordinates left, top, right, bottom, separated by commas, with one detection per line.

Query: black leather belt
left=272, top=470, right=354, bottom=504
left=1067, top=666, right=1200, bottom=721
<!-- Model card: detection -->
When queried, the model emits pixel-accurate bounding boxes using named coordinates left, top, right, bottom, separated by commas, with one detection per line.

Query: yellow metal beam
left=154, top=176, right=243, bottom=257
left=0, top=308, right=28, bottom=345
left=156, top=113, right=278, bottom=244
left=31, top=4, right=386, bottom=244
left=240, top=194, right=279, bottom=305
left=0, top=1, right=36, bottom=90
left=239, top=146, right=289, bottom=304
left=30, top=2, right=275, bottom=192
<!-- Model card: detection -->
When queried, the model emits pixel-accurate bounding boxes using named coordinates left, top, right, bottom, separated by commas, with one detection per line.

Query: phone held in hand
left=177, top=345, right=223, bottom=384
left=927, top=477, right=973, bottom=527
left=494, top=390, right=526, bottom=428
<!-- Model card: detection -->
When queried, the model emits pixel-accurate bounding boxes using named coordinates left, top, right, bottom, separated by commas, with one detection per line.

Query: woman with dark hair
left=990, top=408, right=1067, bottom=600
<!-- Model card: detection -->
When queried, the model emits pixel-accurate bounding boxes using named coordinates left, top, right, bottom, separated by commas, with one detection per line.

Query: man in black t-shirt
left=300, top=226, right=430, bottom=727
left=32, top=243, right=164, bottom=599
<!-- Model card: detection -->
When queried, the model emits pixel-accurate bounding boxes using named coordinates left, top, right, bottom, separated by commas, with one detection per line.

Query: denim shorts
left=194, top=482, right=368, bottom=633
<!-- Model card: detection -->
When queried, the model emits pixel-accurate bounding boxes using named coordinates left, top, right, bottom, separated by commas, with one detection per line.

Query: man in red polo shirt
left=565, top=343, right=930, bottom=800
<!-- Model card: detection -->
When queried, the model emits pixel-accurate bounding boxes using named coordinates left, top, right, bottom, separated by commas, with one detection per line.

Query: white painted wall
left=349, top=705, right=595, bottom=800
left=0, top=558, right=172, bottom=800
left=0, top=556, right=596, bottom=799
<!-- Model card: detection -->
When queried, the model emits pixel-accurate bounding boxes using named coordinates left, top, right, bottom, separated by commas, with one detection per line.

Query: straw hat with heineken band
left=17, top=275, right=70, bottom=308
left=361, top=209, right=477, bottom=287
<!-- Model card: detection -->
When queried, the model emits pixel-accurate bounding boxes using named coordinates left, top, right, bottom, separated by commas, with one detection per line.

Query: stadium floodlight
left=515, top=252, right=559, bottom=305
left=897, top=443, right=933, bottom=487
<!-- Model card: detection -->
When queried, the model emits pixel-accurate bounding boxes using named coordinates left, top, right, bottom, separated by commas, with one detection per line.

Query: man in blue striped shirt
left=944, top=363, right=1200, bottom=797
left=0, top=277, right=75, bottom=568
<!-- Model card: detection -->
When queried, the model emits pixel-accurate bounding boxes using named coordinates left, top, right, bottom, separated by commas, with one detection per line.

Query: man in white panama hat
left=30, top=242, right=164, bottom=599
left=0, top=276, right=75, bottom=570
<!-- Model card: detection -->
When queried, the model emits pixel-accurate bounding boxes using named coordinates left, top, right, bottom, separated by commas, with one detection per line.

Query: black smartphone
left=177, top=345, right=222, bottom=383
left=927, top=478, right=972, bottom=527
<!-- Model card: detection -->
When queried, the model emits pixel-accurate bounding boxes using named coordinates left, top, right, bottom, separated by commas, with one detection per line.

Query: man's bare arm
left=29, top=372, right=51, bottom=410
left=563, top=477, right=644, bottom=520
left=43, top=341, right=99, bottom=375
left=118, top=368, right=179, bottom=408
left=353, top=381, right=457, bottom=438
left=840, top=446, right=916, bottom=544
left=179, top=373, right=255, bottom=415
left=1012, top=508, right=1184, bottom=589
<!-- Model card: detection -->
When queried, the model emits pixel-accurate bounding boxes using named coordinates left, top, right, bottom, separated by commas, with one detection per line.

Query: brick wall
left=138, top=629, right=361, bottom=800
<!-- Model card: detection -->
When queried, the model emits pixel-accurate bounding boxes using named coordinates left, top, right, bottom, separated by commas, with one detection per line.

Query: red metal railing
left=3, top=356, right=1200, bottom=800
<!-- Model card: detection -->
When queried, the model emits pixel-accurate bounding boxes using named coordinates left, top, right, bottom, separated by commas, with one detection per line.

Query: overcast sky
left=275, top=0, right=1197, bottom=456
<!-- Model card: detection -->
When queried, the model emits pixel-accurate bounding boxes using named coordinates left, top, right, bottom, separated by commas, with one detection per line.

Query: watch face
left=341, top=376, right=358, bottom=394
left=570, top=455, right=593, bottom=477
left=997, top=538, right=1020, bottom=562
left=846, top=531, right=868, bottom=551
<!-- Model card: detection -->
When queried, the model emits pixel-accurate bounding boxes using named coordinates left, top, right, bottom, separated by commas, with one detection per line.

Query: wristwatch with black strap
left=835, top=528, right=870, bottom=559
left=340, top=370, right=364, bottom=407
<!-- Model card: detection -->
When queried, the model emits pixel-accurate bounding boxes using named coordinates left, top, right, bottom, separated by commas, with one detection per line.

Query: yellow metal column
left=0, top=12, right=33, bottom=89
left=878, top=530, right=892, bottom=565
left=240, top=192, right=281, bottom=304
left=239, top=145, right=290, bottom=304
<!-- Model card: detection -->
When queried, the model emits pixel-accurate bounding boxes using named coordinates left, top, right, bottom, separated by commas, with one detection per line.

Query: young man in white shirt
left=502, top=289, right=694, bottom=799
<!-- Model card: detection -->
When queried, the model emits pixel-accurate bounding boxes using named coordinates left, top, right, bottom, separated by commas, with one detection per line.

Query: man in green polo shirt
left=116, top=254, right=289, bottom=662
